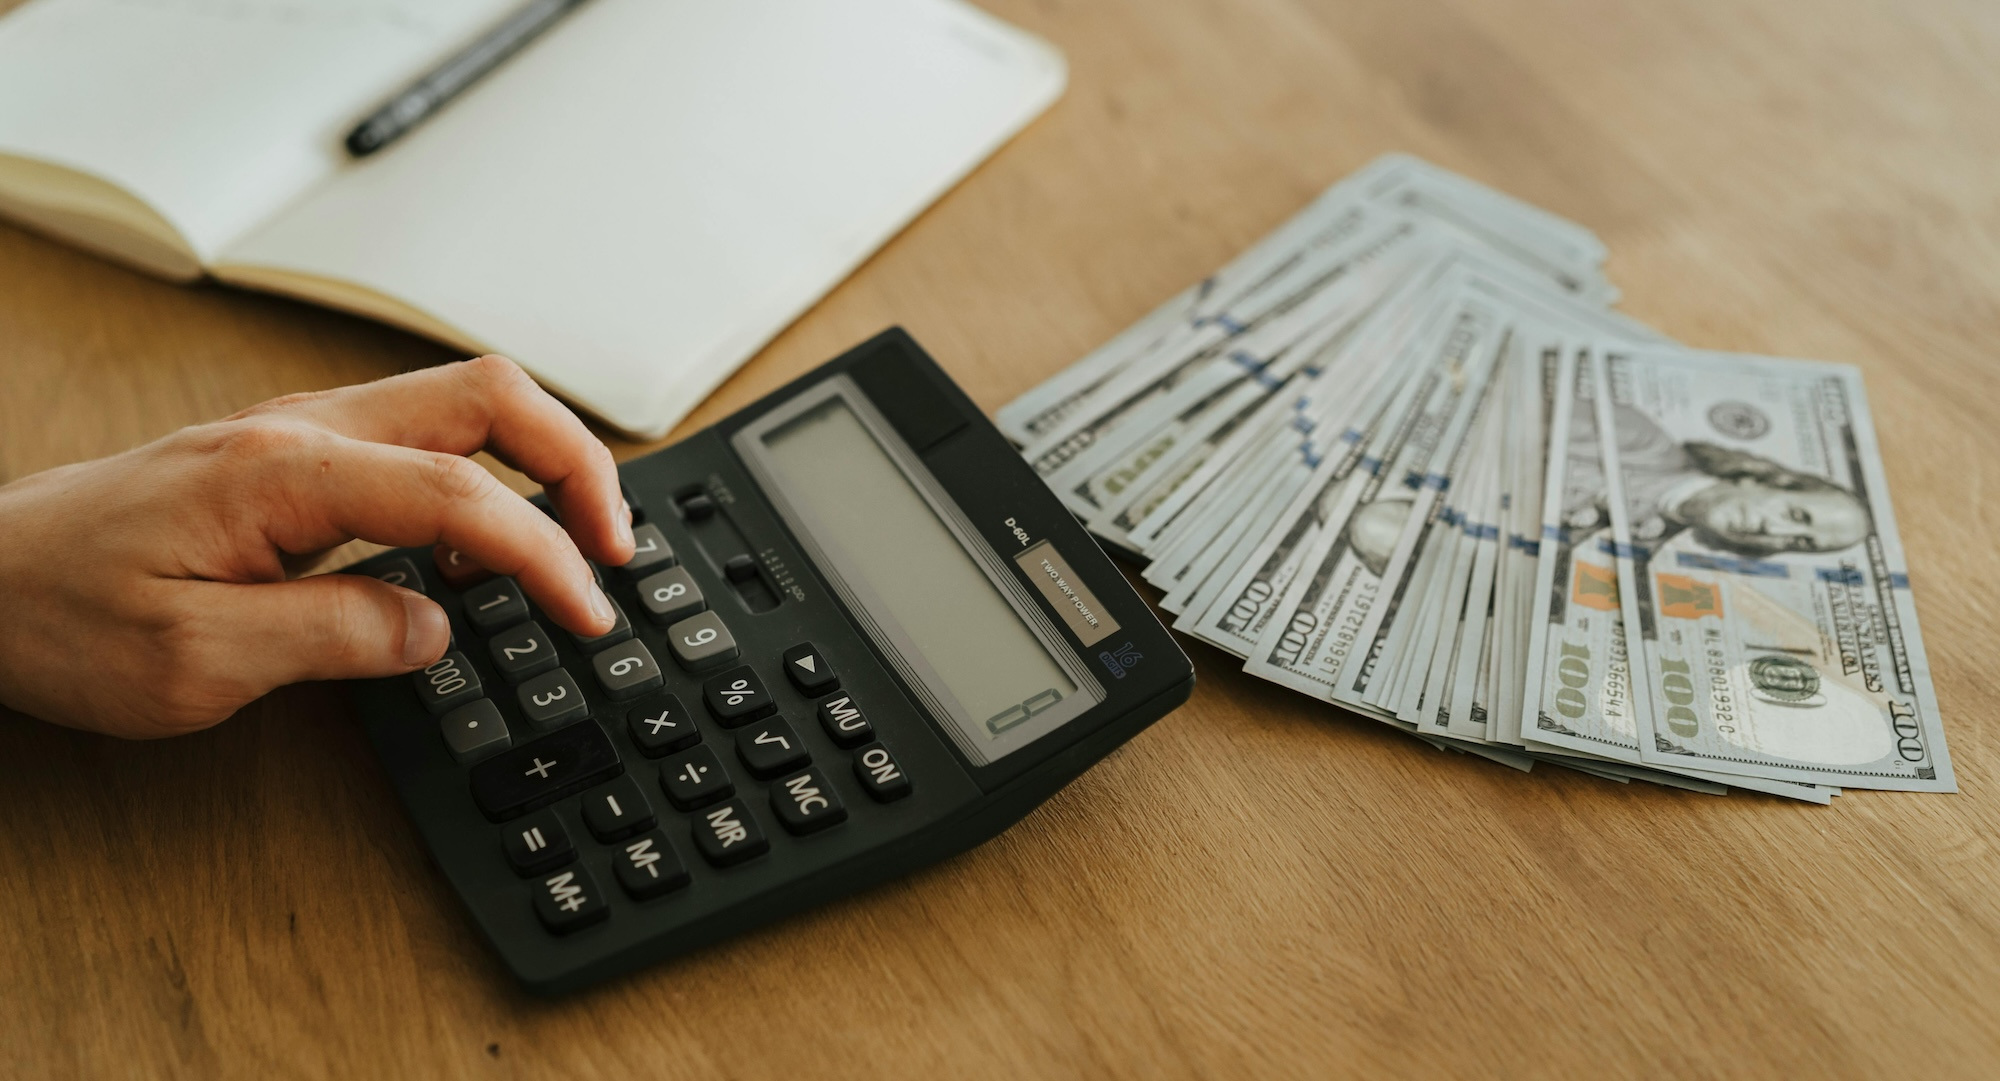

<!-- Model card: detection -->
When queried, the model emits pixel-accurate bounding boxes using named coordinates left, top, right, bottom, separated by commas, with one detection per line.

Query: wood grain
left=2, top=0, right=1998, bottom=1077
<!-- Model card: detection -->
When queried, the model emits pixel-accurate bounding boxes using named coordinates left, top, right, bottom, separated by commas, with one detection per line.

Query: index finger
left=253, top=356, right=636, bottom=568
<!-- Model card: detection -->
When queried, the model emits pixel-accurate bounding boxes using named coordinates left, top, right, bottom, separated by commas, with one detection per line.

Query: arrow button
left=781, top=643, right=838, bottom=696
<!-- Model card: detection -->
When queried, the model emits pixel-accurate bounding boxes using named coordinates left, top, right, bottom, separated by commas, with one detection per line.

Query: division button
left=461, top=576, right=529, bottom=636
left=580, top=774, right=656, bottom=842
left=488, top=620, right=559, bottom=684
left=691, top=799, right=769, bottom=868
left=517, top=668, right=590, bottom=730
left=470, top=721, right=624, bottom=821
left=533, top=865, right=609, bottom=934
left=736, top=717, right=809, bottom=779
left=658, top=745, right=733, bottom=810
left=502, top=809, right=575, bottom=877
left=590, top=638, right=665, bottom=701
left=625, top=692, right=700, bottom=757
left=613, top=830, right=690, bottom=900
left=853, top=742, right=912, bottom=803
left=439, top=697, right=511, bottom=763
left=413, top=651, right=483, bottom=715
left=702, top=664, right=775, bottom=725
left=665, top=611, right=739, bottom=670
left=816, top=693, right=872, bottom=747
left=781, top=643, right=839, bottom=696
left=770, top=767, right=847, bottom=836
left=622, top=523, right=676, bottom=575
left=636, top=566, right=705, bottom=625
left=570, top=596, right=633, bottom=652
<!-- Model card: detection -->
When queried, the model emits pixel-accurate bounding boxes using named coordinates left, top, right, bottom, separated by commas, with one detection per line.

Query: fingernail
left=615, top=498, right=635, bottom=547
left=399, top=590, right=450, bottom=667
left=588, top=580, right=614, bottom=628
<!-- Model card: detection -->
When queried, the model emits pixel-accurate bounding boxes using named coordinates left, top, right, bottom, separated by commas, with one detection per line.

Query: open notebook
left=0, top=0, right=1065, bottom=438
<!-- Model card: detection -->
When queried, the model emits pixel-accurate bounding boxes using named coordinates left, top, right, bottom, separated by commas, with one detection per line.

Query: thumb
left=196, top=575, right=453, bottom=689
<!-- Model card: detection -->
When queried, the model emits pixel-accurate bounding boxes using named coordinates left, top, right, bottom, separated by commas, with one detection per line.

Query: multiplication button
left=626, top=692, right=699, bottom=756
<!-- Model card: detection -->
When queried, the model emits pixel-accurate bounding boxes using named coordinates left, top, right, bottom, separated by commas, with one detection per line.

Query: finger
left=252, top=356, right=634, bottom=567
left=257, top=432, right=616, bottom=636
left=184, top=577, right=453, bottom=691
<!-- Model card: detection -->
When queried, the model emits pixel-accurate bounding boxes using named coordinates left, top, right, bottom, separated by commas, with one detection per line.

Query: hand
left=0, top=356, right=634, bottom=738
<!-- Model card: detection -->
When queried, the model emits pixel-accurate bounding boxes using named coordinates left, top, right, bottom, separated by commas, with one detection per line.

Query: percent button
left=702, top=664, right=776, bottom=727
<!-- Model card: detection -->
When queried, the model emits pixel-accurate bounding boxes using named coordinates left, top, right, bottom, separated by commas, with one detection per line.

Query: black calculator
left=346, top=329, right=1194, bottom=994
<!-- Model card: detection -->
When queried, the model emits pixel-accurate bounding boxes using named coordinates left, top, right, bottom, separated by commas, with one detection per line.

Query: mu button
left=692, top=799, right=769, bottom=867
left=771, top=767, right=847, bottom=836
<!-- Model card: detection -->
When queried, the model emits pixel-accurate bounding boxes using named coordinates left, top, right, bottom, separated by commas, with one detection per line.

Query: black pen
left=345, top=0, right=590, bottom=158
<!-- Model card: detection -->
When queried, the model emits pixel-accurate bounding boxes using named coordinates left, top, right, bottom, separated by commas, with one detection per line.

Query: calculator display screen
left=755, top=394, right=1086, bottom=762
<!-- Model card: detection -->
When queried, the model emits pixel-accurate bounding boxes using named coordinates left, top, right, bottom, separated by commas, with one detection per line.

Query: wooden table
left=4, top=0, right=1997, bottom=1076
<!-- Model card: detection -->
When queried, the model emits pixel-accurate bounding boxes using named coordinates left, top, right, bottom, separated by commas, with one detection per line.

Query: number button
left=853, top=742, right=912, bottom=803
left=782, top=643, right=838, bottom=696
left=622, top=523, right=676, bottom=575
left=658, top=746, right=733, bottom=810
left=626, top=692, right=699, bottom=757
left=665, top=611, right=738, bottom=670
left=440, top=698, right=511, bottom=763
left=534, top=866, right=609, bottom=934
left=580, top=775, right=656, bottom=841
left=591, top=639, right=664, bottom=701
left=702, top=665, right=774, bottom=726
left=358, top=556, right=424, bottom=593
left=736, top=717, right=808, bottom=779
left=691, top=799, right=768, bottom=868
left=771, top=768, right=847, bottom=836
left=816, top=693, right=872, bottom=747
left=570, top=596, right=632, bottom=652
left=433, top=543, right=494, bottom=589
left=488, top=621, right=558, bottom=684
left=613, top=830, right=690, bottom=900
left=503, top=810, right=575, bottom=877
left=517, top=668, right=589, bottom=730
left=636, top=566, right=704, bottom=625
left=462, top=577, right=528, bottom=636
left=412, top=651, right=483, bottom=715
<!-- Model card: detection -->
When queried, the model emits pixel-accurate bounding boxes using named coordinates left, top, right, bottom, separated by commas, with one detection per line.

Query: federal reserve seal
left=1707, top=400, right=1770, bottom=440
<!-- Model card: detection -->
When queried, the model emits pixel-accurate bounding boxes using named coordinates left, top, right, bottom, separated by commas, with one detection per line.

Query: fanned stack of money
left=1000, top=154, right=1955, bottom=802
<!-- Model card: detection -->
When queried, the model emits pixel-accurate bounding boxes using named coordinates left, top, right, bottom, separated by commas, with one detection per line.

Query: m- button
left=781, top=643, right=838, bottom=696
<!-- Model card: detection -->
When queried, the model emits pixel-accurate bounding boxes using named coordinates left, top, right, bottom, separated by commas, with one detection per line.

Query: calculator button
left=736, top=718, right=809, bottom=779
left=488, top=621, right=558, bottom=684
left=461, top=576, right=529, bottom=636
left=590, top=638, right=665, bottom=701
left=517, top=668, right=590, bottom=731
left=570, top=596, right=632, bottom=652
left=470, top=721, right=624, bottom=821
left=692, top=799, right=768, bottom=868
left=503, top=810, right=575, bottom=877
left=817, top=693, right=872, bottom=747
left=771, top=767, right=848, bottom=836
left=359, top=556, right=425, bottom=593
left=622, top=523, right=676, bottom=575
left=853, top=742, right=912, bottom=803
left=439, top=698, right=511, bottom=763
left=702, top=665, right=775, bottom=726
left=613, top=830, right=690, bottom=900
left=580, top=775, right=656, bottom=841
left=625, top=692, right=700, bottom=756
left=658, top=746, right=733, bottom=810
left=781, top=643, right=839, bottom=696
left=413, top=651, right=483, bottom=715
left=636, top=567, right=705, bottom=625
left=433, top=543, right=494, bottom=589
left=665, top=611, right=738, bottom=670
left=533, top=866, right=609, bottom=934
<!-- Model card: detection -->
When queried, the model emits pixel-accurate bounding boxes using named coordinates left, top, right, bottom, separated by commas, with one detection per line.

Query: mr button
left=692, top=799, right=769, bottom=867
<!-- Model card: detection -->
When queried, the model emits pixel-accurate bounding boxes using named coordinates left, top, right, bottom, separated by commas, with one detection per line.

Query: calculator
left=346, top=329, right=1194, bottom=994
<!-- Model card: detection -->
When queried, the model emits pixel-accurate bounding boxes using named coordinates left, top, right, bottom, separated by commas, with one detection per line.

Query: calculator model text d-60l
left=346, top=328, right=1195, bottom=994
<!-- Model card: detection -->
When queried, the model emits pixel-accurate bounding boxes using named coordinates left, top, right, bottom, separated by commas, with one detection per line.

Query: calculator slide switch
left=470, top=721, right=624, bottom=821
left=533, top=866, right=610, bottom=935
left=771, top=768, right=847, bottom=836
left=692, top=799, right=769, bottom=868
left=440, top=698, right=511, bottom=763
left=503, top=810, right=575, bottom=877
